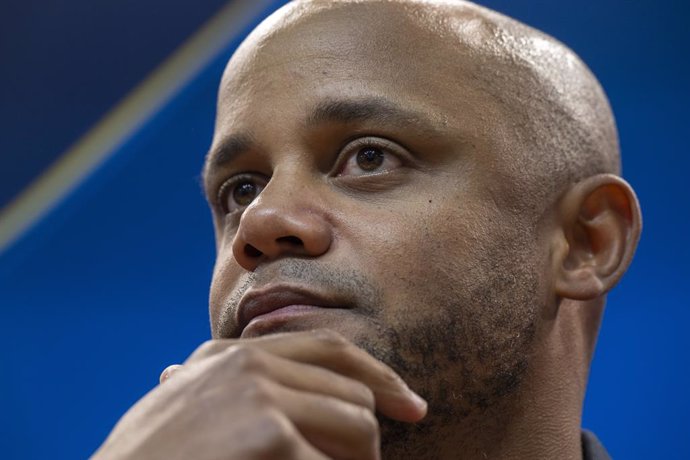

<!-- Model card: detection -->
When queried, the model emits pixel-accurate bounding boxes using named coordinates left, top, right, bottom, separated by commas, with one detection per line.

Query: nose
left=231, top=180, right=333, bottom=271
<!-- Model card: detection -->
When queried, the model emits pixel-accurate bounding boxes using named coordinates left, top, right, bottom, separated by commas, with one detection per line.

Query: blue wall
left=1, top=1, right=688, bottom=458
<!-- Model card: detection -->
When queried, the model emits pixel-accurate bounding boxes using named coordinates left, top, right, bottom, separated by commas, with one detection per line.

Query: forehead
left=207, top=1, right=538, bottom=180
left=216, top=2, right=506, bottom=121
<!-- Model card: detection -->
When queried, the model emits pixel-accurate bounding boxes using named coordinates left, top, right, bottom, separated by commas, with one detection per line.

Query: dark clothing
left=582, top=430, right=612, bottom=460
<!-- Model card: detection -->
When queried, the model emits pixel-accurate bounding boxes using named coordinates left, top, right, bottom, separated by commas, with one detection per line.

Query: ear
left=553, top=174, right=642, bottom=300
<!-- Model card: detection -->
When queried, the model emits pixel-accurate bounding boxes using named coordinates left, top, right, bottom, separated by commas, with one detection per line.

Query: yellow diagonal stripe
left=0, top=0, right=277, bottom=255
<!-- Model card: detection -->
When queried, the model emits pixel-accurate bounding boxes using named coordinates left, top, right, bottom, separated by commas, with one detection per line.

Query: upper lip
left=234, top=285, right=346, bottom=336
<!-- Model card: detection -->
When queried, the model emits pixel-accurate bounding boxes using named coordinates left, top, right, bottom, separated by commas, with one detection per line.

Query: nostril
left=276, top=236, right=303, bottom=246
left=244, top=244, right=263, bottom=258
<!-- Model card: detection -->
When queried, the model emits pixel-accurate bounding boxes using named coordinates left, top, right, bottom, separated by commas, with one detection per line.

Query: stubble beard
left=356, top=246, right=541, bottom=459
left=215, top=238, right=542, bottom=459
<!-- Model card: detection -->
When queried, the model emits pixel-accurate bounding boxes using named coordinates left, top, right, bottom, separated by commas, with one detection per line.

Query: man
left=93, top=0, right=642, bottom=458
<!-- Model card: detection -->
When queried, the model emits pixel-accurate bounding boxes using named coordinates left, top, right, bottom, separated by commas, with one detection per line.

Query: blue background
left=1, top=0, right=688, bottom=458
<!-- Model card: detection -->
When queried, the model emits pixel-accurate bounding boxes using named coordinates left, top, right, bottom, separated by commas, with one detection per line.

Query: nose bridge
left=231, top=167, right=332, bottom=271
left=256, top=165, right=312, bottom=210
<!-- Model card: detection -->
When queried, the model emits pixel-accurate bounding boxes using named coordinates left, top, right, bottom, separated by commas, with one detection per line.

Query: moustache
left=216, top=259, right=383, bottom=338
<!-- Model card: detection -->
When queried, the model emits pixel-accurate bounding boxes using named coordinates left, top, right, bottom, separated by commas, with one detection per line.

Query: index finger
left=186, top=329, right=427, bottom=422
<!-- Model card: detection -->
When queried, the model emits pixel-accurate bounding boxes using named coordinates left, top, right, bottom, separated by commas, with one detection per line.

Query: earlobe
left=553, top=174, right=642, bottom=300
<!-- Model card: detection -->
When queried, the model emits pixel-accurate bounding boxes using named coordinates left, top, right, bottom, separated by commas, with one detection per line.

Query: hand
left=92, top=329, right=427, bottom=460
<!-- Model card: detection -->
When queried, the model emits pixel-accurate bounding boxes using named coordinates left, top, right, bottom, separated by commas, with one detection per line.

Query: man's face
left=204, top=1, right=553, bottom=441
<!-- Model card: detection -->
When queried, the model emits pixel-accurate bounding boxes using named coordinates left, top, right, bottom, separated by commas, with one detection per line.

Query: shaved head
left=218, top=0, right=620, bottom=214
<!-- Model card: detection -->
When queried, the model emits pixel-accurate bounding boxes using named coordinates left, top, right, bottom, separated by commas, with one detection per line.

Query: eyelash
left=333, top=136, right=406, bottom=176
left=216, top=173, right=267, bottom=214
left=215, top=136, right=409, bottom=214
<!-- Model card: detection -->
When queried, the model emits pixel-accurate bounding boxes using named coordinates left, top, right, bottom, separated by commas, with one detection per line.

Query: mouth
left=233, top=285, right=349, bottom=338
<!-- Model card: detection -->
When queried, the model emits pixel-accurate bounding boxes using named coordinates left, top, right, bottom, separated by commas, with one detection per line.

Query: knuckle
left=349, top=406, right=380, bottom=459
left=356, top=383, right=376, bottom=410
left=312, top=328, right=348, bottom=348
left=358, top=408, right=380, bottom=443
left=237, top=375, right=276, bottom=406
left=198, top=339, right=217, bottom=354
left=224, top=345, right=264, bottom=372
left=378, top=362, right=405, bottom=388
left=187, top=340, right=216, bottom=362
left=188, top=339, right=229, bottom=364
left=360, top=411, right=381, bottom=459
left=253, top=409, right=297, bottom=455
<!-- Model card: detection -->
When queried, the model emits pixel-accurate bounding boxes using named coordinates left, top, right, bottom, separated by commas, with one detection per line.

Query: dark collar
left=582, top=430, right=612, bottom=460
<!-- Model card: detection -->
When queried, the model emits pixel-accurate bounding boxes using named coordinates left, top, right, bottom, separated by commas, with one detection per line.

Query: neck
left=487, top=297, right=600, bottom=460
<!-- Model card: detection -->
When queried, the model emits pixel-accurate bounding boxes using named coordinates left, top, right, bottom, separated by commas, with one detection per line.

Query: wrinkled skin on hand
left=93, top=330, right=427, bottom=460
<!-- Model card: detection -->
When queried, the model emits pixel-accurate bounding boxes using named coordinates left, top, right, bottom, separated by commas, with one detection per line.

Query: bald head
left=218, top=0, right=619, bottom=214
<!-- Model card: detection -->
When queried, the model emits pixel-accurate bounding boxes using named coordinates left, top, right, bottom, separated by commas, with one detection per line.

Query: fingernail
left=408, top=389, right=428, bottom=412
left=160, top=364, right=182, bottom=384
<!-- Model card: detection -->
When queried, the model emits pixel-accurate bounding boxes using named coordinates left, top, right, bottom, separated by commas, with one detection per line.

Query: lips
left=234, top=286, right=346, bottom=337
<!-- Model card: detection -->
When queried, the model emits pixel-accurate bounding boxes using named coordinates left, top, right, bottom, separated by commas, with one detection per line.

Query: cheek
left=339, top=199, right=493, bottom=318
left=208, top=244, right=243, bottom=332
left=341, top=184, right=551, bottom=329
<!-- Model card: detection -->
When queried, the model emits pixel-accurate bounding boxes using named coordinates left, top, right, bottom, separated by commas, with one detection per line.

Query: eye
left=217, top=174, right=267, bottom=214
left=337, top=138, right=403, bottom=177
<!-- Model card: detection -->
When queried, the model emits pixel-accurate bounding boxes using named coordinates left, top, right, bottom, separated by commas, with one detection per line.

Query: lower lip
left=241, top=305, right=331, bottom=337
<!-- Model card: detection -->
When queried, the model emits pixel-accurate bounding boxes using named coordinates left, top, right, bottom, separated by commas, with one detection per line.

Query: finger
left=238, top=377, right=380, bottom=460
left=188, top=330, right=427, bottom=422
left=231, top=409, right=331, bottom=460
left=221, top=347, right=377, bottom=412
left=159, top=364, right=184, bottom=384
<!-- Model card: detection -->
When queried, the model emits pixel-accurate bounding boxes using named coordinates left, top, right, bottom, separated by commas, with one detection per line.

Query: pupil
left=356, top=147, right=384, bottom=171
left=233, top=182, right=257, bottom=206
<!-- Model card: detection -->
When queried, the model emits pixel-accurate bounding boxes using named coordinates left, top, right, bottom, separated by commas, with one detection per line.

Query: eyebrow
left=306, top=97, right=427, bottom=127
left=204, top=133, right=254, bottom=171
left=202, top=97, right=439, bottom=184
